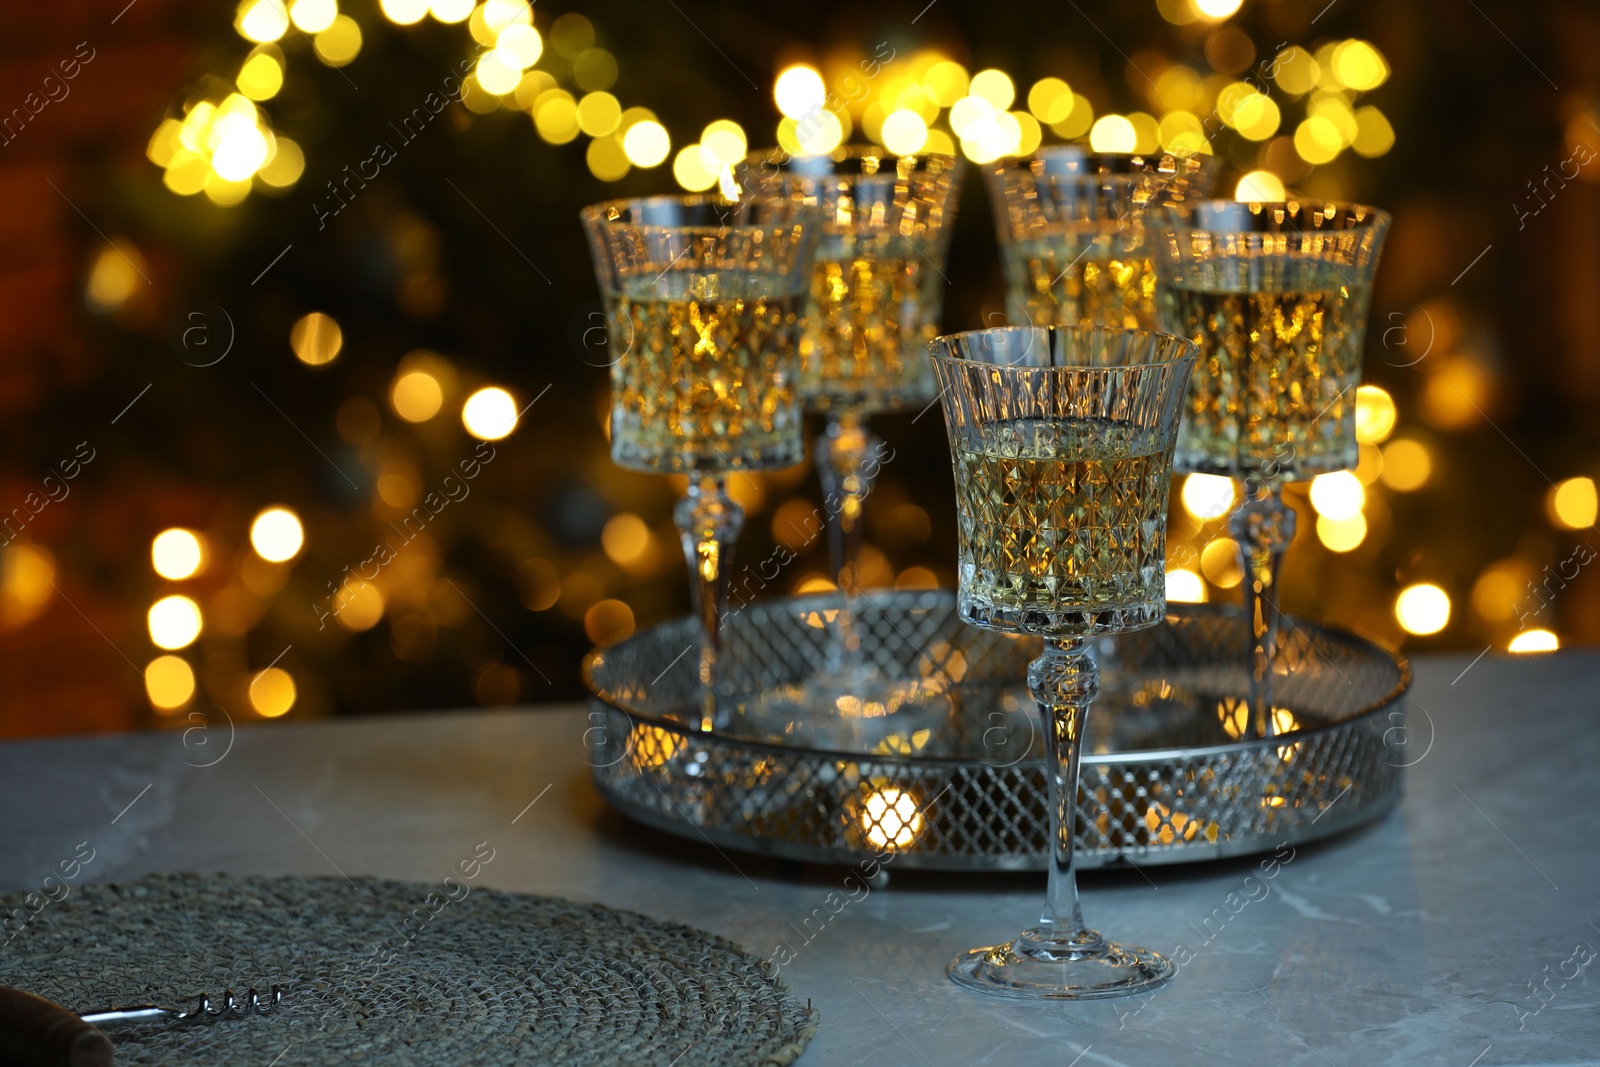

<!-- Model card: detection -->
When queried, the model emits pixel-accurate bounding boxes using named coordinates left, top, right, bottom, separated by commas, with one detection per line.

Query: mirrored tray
left=582, top=592, right=1411, bottom=871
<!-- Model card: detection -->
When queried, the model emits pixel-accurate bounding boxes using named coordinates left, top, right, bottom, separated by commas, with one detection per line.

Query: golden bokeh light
left=335, top=580, right=385, bottom=632
left=237, top=51, right=284, bottom=101
left=258, top=136, right=305, bottom=188
left=1380, top=438, right=1432, bottom=491
left=1547, top=477, right=1598, bottom=530
left=794, top=110, right=844, bottom=156
left=601, top=513, right=651, bottom=567
left=378, top=0, right=429, bottom=25
left=1509, top=629, right=1559, bottom=654
left=774, top=65, right=826, bottom=120
left=587, top=135, right=630, bottom=181
left=1294, top=115, right=1343, bottom=164
left=462, top=386, right=519, bottom=440
left=584, top=598, right=636, bottom=646
left=1195, top=0, right=1243, bottom=17
left=533, top=89, right=581, bottom=143
left=1089, top=114, right=1137, bottom=153
left=149, top=595, right=203, bottom=650
left=881, top=110, right=929, bottom=155
left=1166, top=568, right=1207, bottom=603
left=496, top=23, right=543, bottom=69
left=429, top=0, right=473, bottom=22
left=1317, top=513, right=1368, bottom=553
left=1332, top=40, right=1389, bottom=91
left=391, top=369, right=443, bottom=422
left=1235, top=169, right=1286, bottom=201
left=968, top=69, right=1015, bottom=110
left=1395, top=583, right=1451, bottom=636
left=290, top=311, right=342, bottom=366
left=250, top=506, right=304, bottom=562
left=1354, top=385, right=1397, bottom=443
left=922, top=60, right=969, bottom=106
left=144, top=655, right=196, bottom=711
left=236, top=0, right=289, bottom=42
left=1027, top=77, right=1074, bottom=124
left=476, top=50, right=523, bottom=95
left=673, top=144, right=720, bottom=191
left=313, top=15, right=362, bottom=66
left=1181, top=473, right=1237, bottom=520
left=1352, top=106, right=1396, bottom=158
left=576, top=91, right=621, bottom=137
left=622, top=120, right=670, bottom=167
left=1201, top=538, right=1244, bottom=588
left=1272, top=46, right=1320, bottom=94
left=152, top=528, right=205, bottom=580
left=86, top=244, right=144, bottom=313
left=1472, top=559, right=1530, bottom=622
left=249, top=667, right=297, bottom=717
left=1310, top=470, right=1364, bottom=521
left=700, top=119, right=747, bottom=164
left=289, top=0, right=337, bottom=33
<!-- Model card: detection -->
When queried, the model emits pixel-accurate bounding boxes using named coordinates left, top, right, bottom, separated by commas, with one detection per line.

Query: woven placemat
left=0, top=873, right=817, bottom=1066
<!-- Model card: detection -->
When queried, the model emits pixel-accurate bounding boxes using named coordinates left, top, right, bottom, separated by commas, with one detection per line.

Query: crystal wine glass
left=930, top=325, right=1196, bottom=999
left=1150, top=199, right=1390, bottom=738
left=737, top=146, right=962, bottom=684
left=581, top=195, right=818, bottom=729
left=984, top=147, right=1218, bottom=331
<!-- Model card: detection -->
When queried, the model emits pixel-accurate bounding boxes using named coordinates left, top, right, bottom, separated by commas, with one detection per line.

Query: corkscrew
left=0, top=983, right=285, bottom=1067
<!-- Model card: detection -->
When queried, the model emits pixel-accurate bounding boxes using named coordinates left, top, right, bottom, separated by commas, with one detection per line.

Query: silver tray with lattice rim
left=582, top=592, right=1411, bottom=871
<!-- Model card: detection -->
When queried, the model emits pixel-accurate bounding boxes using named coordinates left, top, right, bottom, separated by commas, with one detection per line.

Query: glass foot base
left=948, top=928, right=1175, bottom=1001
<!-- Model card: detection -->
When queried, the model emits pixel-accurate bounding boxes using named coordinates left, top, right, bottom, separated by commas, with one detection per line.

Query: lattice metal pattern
left=584, top=594, right=1410, bottom=871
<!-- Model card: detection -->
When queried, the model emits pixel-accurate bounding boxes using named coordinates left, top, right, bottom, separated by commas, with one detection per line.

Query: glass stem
left=1229, top=478, right=1294, bottom=741
left=1028, top=638, right=1100, bottom=947
left=816, top=411, right=882, bottom=677
left=674, top=474, right=744, bottom=732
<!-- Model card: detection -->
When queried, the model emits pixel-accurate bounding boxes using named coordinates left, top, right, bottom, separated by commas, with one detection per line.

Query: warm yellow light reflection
left=152, top=529, right=205, bottom=580
left=149, top=595, right=203, bottom=650
left=250, top=507, right=304, bottom=562
left=881, top=110, right=929, bottom=155
left=236, top=0, right=289, bottom=42
left=774, top=65, right=826, bottom=120
left=336, top=580, right=385, bottom=631
left=462, top=386, right=518, bottom=440
left=1396, top=583, right=1451, bottom=636
left=1195, top=0, right=1243, bottom=17
left=86, top=244, right=144, bottom=312
left=862, top=787, right=924, bottom=850
left=1355, top=385, right=1397, bottom=443
left=392, top=370, right=444, bottom=422
left=968, top=69, right=1015, bottom=110
left=1380, top=438, right=1431, bottom=491
left=237, top=51, right=284, bottom=101
left=1547, top=477, right=1598, bottom=530
left=601, top=513, right=651, bottom=566
left=378, top=0, right=428, bottom=25
left=1310, top=471, right=1364, bottom=520
left=249, top=667, right=296, bottom=717
left=1236, top=170, right=1286, bottom=201
left=144, top=655, right=196, bottom=711
left=1166, top=568, right=1206, bottom=603
left=1316, top=513, right=1368, bottom=553
left=1201, top=538, right=1243, bottom=587
left=622, top=120, right=670, bottom=167
left=313, top=15, right=362, bottom=66
left=1089, top=114, right=1137, bottom=152
left=290, top=311, right=342, bottom=365
left=1509, top=629, right=1559, bottom=654
left=1181, top=473, right=1236, bottom=520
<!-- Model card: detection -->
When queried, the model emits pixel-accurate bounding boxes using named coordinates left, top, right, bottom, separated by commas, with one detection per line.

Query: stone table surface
left=1, top=649, right=1596, bottom=1066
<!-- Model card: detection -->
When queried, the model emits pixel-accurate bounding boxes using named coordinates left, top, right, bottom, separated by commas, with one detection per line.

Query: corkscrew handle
left=0, top=986, right=114, bottom=1067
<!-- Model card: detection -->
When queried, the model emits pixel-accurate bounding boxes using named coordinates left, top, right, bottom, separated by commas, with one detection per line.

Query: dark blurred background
left=0, top=0, right=1594, bottom=737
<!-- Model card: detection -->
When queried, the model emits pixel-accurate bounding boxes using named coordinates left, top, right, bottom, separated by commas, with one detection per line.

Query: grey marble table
left=2, top=649, right=1596, bottom=1066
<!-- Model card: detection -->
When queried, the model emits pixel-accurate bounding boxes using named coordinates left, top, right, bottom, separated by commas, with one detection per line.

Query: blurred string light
left=1547, top=476, right=1598, bottom=529
left=462, top=386, right=518, bottom=440
left=1395, top=583, right=1450, bottom=636
left=149, top=594, right=203, bottom=650
left=1509, top=629, right=1559, bottom=654
left=250, top=506, right=304, bottom=562
left=144, top=655, right=197, bottom=711
left=161, top=5, right=1394, bottom=198
left=250, top=667, right=297, bottom=717
left=152, top=528, right=205, bottom=580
